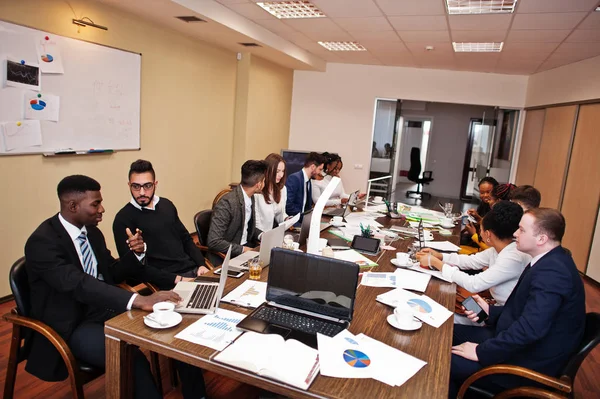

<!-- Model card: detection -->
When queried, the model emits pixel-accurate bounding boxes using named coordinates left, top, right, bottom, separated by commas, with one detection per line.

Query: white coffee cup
left=396, top=252, right=410, bottom=265
left=291, top=242, right=300, bottom=251
left=332, top=216, right=343, bottom=224
left=321, top=246, right=335, bottom=258
left=152, top=301, right=175, bottom=322
left=374, top=196, right=383, bottom=203
left=318, top=238, right=328, bottom=250
left=441, top=217, right=454, bottom=226
left=394, top=304, right=414, bottom=328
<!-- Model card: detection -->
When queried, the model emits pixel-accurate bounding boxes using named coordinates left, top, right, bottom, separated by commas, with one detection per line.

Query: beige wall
left=526, top=55, right=600, bottom=107
left=289, top=63, right=528, bottom=192
left=231, top=53, right=293, bottom=181
left=0, top=0, right=292, bottom=297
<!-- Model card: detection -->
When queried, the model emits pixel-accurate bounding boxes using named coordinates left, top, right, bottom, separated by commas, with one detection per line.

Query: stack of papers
left=175, top=309, right=246, bottom=351
left=221, top=280, right=267, bottom=308
left=376, top=288, right=453, bottom=328
left=406, top=264, right=452, bottom=283
left=335, top=249, right=378, bottom=268
left=318, top=330, right=426, bottom=387
left=423, top=241, right=461, bottom=252
left=360, top=268, right=431, bottom=292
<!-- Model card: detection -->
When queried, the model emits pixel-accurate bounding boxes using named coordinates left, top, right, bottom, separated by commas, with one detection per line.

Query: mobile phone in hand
left=462, top=296, right=488, bottom=323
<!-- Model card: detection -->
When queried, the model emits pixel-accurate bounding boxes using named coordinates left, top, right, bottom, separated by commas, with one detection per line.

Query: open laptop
left=228, top=223, right=286, bottom=272
left=173, top=246, right=232, bottom=314
left=296, top=209, right=332, bottom=247
left=236, top=248, right=360, bottom=348
left=322, top=190, right=359, bottom=217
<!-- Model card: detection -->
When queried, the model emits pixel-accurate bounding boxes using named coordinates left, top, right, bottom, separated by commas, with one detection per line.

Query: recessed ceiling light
left=318, top=41, right=367, bottom=51
left=453, top=42, right=504, bottom=52
left=446, top=0, right=517, bottom=14
left=596, top=6, right=600, bottom=11
left=256, top=1, right=326, bottom=19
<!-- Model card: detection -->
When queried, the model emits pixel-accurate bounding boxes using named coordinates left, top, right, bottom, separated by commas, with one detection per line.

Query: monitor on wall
left=281, top=150, right=310, bottom=175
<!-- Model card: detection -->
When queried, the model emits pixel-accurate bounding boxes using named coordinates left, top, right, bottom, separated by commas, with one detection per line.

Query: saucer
left=387, top=314, right=422, bottom=331
left=441, top=223, right=455, bottom=229
left=144, top=311, right=182, bottom=329
left=330, top=221, right=345, bottom=227
left=391, top=258, right=414, bottom=268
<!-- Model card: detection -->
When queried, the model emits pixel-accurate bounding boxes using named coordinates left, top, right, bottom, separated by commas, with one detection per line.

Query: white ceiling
left=96, top=0, right=600, bottom=75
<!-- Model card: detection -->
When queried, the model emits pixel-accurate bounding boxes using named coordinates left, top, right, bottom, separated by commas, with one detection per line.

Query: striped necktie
left=77, top=231, right=97, bottom=278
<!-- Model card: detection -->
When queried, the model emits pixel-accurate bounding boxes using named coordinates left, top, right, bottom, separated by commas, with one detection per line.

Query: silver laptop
left=322, top=190, right=359, bottom=217
left=228, top=224, right=286, bottom=272
left=173, top=246, right=231, bottom=314
left=296, top=209, right=331, bottom=247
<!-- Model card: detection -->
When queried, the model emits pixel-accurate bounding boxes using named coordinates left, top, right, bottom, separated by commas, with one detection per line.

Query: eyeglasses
left=130, top=182, right=154, bottom=191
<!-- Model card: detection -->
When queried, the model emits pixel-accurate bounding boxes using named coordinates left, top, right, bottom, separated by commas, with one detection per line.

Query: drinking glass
left=443, top=203, right=454, bottom=217
left=248, top=258, right=262, bottom=280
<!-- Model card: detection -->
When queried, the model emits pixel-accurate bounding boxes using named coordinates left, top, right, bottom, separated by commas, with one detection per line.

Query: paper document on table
left=376, top=288, right=453, bottom=328
left=356, top=333, right=427, bottom=387
left=406, top=264, right=453, bottom=283
left=423, top=241, right=461, bottom=252
left=335, top=249, right=377, bottom=268
left=393, top=268, right=431, bottom=292
left=279, top=213, right=300, bottom=230
left=174, top=308, right=245, bottom=351
left=221, top=280, right=266, bottom=308
left=360, top=272, right=397, bottom=288
left=344, top=212, right=383, bottom=229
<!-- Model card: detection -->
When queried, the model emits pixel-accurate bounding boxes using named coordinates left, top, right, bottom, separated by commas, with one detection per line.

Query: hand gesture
left=465, top=222, right=477, bottom=236
left=132, top=290, right=182, bottom=311
left=463, top=295, right=490, bottom=322
left=415, top=248, right=442, bottom=260
left=126, top=228, right=144, bottom=254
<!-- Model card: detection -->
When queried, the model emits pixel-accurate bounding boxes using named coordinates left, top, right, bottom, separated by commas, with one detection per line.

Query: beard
left=134, top=194, right=151, bottom=206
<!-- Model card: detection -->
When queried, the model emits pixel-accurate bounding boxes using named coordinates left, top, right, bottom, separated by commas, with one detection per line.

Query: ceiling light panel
left=256, top=1, right=326, bottom=19
left=453, top=42, right=504, bottom=52
left=318, top=41, right=367, bottom=51
left=446, top=0, right=517, bottom=15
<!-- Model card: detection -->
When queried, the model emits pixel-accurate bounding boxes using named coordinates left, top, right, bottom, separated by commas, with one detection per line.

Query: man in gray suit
left=208, top=160, right=267, bottom=258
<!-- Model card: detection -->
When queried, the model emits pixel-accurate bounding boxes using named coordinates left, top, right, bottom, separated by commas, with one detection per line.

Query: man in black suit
left=285, top=152, right=326, bottom=225
left=208, top=160, right=266, bottom=259
left=24, top=175, right=206, bottom=398
left=449, top=208, right=585, bottom=397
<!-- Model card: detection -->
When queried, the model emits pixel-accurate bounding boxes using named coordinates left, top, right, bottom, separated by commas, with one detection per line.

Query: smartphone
left=462, top=296, right=488, bottom=323
left=214, top=268, right=244, bottom=278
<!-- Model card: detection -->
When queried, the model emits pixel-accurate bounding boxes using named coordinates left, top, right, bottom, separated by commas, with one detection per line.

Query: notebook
left=236, top=248, right=360, bottom=348
left=173, top=246, right=231, bottom=314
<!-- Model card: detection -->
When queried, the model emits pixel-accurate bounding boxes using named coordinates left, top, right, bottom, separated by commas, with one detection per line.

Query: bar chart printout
left=175, top=309, right=246, bottom=351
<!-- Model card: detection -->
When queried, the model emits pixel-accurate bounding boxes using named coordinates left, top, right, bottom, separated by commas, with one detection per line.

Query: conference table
left=104, top=213, right=460, bottom=398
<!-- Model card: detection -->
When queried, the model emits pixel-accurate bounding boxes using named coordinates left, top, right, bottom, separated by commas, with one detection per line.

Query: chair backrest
left=561, top=312, right=600, bottom=380
left=9, top=257, right=31, bottom=318
left=194, top=210, right=213, bottom=246
left=212, top=188, right=232, bottom=209
left=407, top=147, right=422, bottom=182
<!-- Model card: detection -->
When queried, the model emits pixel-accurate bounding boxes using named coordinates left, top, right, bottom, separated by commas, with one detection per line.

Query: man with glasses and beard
left=113, top=159, right=209, bottom=289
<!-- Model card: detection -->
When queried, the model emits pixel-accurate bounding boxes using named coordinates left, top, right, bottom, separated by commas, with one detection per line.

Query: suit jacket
left=285, top=169, right=310, bottom=223
left=23, top=214, right=145, bottom=381
left=476, top=246, right=585, bottom=377
left=207, top=185, right=262, bottom=258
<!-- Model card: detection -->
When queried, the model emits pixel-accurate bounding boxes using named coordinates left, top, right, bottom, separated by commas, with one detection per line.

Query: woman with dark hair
left=255, top=153, right=287, bottom=232
left=467, top=176, right=499, bottom=223
left=490, top=183, right=517, bottom=206
left=417, top=201, right=530, bottom=324
left=312, top=153, right=363, bottom=207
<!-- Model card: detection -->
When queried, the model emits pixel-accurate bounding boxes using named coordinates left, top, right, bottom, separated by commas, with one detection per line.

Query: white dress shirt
left=59, top=213, right=137, bottom=310
left=312, top=175, right=349, bottom=207
left=240, top=188, right=252, bottom=245
left=130, top=194, right=160, bottom=210
left=441, top=242, right=531, bottom=305
left=254, top=186, right=287, bottom=232
left=530, top=250, right=551, bottom=267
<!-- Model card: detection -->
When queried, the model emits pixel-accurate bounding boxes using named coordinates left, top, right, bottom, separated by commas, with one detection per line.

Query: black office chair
left=406, top=147, right=433, bottom=199
left=194, top=209, right=224, bottom=267
left=2, top=257, right=105, bottom=399
left=458, top=312, right=600, bottom=399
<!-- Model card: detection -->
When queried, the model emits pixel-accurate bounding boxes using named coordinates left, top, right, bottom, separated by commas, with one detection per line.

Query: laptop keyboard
left=254, top=307, right=344, bottom=337
left=236, top=254, right=258, bottom=270
left=187, top=284, right=218, bottom=309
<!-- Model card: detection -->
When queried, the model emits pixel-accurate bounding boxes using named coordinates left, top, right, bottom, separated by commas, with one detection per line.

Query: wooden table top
left=105, top=215, right=460, bottom=399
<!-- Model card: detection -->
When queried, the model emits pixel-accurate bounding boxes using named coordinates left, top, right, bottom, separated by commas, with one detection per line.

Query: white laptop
left=228, top=224, right=286, bottom=272
left=173, top=246, right=231, bottom=314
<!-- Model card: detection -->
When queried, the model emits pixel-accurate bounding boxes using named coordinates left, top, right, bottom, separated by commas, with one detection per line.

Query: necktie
left=304, top=180, right=312, bottom=212
left=77, top=232, right=97, bottom=278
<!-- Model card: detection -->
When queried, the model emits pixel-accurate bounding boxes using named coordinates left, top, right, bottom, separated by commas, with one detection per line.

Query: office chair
left=212, top=188, right=232, bottom=209
left=406, top=147, right=433, bottom=199
left=458, top=312, right=600, bottom=399
left=194, top=209, right=225, bottom=267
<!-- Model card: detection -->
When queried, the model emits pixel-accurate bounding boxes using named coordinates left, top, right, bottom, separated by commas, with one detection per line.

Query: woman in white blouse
left=255, top=153, right=287, bottom=232
left=417, top=201, right=530, bottom=325
left=312, top=155, right=365, bottom=207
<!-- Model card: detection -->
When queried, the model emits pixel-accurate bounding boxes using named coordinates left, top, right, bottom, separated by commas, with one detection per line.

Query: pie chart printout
left=343, top=349, right=371, bottom=368
left=407, top=298, right=433, bottom=313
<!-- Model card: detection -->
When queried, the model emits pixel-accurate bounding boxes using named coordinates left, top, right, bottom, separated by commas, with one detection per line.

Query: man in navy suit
left=285, top=152, right=326, bottom=225
left=449, top=208, right=585, bottom=398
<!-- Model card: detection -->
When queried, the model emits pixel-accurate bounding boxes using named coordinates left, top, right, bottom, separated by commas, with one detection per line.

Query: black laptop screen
left=266, top=248, right=359, bottom=321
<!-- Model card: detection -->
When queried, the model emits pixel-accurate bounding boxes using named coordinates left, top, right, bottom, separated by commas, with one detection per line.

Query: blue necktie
left=77, top=232, right=97, bottom=278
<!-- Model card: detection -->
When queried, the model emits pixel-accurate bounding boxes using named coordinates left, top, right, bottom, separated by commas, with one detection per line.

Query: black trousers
left=69, top=318, right=206, bottom=399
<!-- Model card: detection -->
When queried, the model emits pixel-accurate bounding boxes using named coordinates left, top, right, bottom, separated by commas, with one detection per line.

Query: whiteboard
left=0, top=20, right=141, bottom=155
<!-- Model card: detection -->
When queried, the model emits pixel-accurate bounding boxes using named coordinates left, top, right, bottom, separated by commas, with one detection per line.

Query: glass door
left=369, top=99, right=401, bottom=200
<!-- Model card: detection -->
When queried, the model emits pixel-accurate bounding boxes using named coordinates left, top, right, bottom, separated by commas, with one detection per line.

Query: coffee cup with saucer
left=440, top=217, right=455, bottom=229
left=388, top=304, right=422, bottom=331
left=331, top=216, right=344, bottom=227
left=391, top=252, right=413, bottom=268
left=144, top=301, right=182, bottom=329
